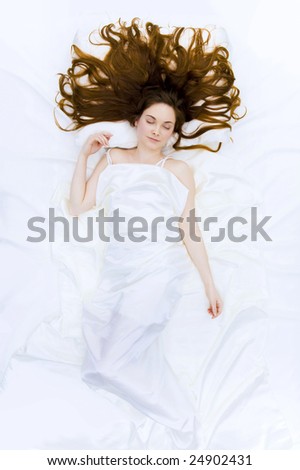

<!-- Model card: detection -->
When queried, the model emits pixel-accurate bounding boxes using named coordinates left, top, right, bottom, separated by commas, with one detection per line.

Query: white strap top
left=105, top=147, right=172, bottom=168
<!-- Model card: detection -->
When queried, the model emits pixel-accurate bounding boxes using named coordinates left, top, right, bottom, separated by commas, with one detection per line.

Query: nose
left=152, top=127, right=160, bottom=136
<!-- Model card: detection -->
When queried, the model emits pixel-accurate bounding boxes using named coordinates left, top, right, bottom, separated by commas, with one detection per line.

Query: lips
left=148, top=136, right=160, bottom=142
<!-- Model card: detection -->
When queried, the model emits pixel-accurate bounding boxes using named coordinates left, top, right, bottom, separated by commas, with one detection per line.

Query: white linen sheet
left=0, top=0, right=299, bottom=449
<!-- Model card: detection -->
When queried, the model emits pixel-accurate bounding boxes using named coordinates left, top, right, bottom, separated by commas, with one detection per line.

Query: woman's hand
left=205, top=282, right=223, bottom=319
left=81, top=131, right=113, bottom=158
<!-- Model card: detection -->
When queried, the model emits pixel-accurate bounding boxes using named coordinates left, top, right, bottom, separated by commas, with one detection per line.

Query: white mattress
left=0, top=0, right=299, bottom=450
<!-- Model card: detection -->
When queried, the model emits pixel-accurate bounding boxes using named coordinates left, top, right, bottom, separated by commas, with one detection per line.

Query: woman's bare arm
left=68, top=132, right=113, bottom=216
left=177, top=162, right=223, bottom=317
left=178, top=162, right=214, bottom=287
left=68, top=152, right=108, bottom=216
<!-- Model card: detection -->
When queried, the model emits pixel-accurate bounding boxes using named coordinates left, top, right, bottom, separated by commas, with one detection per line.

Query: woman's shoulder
left=108, top=147, right=133, bottom=163
left=165, top=155, right=193, bottom=177
left=165, top=155, right=190, bottom=170
left=165, top=156, right=195, bottom=192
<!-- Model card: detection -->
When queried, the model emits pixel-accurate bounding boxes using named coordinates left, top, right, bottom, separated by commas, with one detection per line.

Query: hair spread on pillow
left=54, top=17, right=246, bottom=152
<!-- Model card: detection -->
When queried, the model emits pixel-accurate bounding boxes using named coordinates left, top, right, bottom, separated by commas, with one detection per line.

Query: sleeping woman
left=55, top=17, right=245, bottom=447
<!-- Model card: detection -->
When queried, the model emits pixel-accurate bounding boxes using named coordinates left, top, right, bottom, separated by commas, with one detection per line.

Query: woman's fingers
left=208, top=300, right=222, bottom=319
left=83, top=132, right=113, bottom=157
left=208, top=305, right=215, bottom=318
left=215, top=300, right=222, bottom=316
left=209, top=301, right=216, bottom=317
left=97, top=132, right=112, bottom=140
left=96, top=133, right=113, bottom=147
left=97, top=136, right=108, bottom=146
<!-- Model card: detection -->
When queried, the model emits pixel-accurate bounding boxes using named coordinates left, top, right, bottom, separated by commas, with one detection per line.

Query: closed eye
left=146, top=120, right=171, bottom=130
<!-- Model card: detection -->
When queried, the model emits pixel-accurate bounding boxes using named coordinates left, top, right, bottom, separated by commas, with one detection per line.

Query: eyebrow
left=146, top=114, right=174, bottom=124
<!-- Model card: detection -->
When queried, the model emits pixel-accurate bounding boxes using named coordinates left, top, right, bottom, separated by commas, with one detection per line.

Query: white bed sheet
left=0, top=0, right=299, bottom=450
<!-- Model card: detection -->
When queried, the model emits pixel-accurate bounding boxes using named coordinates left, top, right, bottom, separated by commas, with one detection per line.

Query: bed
left=0, top=0, right=299, bottom=449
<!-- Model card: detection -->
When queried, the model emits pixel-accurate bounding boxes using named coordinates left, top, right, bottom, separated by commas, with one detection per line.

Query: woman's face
left=134, top=103, right=176, bottom=149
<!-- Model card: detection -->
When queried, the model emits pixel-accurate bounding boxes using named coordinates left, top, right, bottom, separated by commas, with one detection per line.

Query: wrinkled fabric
left=81, top=160, right=198, bottom=440
left=0, top=4, right=299, bottom=451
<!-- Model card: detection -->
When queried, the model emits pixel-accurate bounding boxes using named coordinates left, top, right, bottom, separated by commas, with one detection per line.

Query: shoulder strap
left=106, top=148, right=113, bottom=165
left=158, top=156, right=173, bottom=168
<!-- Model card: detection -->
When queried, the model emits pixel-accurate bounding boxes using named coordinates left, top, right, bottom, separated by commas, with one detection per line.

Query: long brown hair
left=54, top=17, right=246, bottom=152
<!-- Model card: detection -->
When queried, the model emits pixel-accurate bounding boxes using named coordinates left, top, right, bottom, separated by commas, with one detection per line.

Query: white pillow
left=73, top=21, right=231, bottom=150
